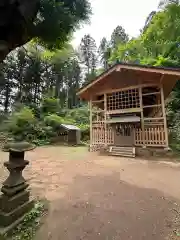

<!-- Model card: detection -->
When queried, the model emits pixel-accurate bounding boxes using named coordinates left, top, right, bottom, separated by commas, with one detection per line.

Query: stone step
left=111, top=146, right=133, bottom=149
left=109, top=146, right=135, bottom=158
left=110, top=153, right=135, bottom=158
left=111, top=148, right=133, bottom=153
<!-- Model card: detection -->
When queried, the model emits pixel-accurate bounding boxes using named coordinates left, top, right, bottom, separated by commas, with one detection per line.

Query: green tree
left=111, top=3, right=180, bottom=64
left=49, top=45, right=81, bottom=108
left=0, top=0, right=91, bottom=61
left=110, top=38, right=144, bottom=64
left=111, top=25, right=129, bottom=49
left=158, top=0, right=179, bottom=9
left=142, top=11, right=157, bottom=32
left=99, top=37, right=111, bottom=69
left=1, top=55, right=17, bottom=113
left=143, top=0, right=180, bottom=33
left=142, top=3, right=180, bottom=59
left=79, top=34, right=98, bottom=79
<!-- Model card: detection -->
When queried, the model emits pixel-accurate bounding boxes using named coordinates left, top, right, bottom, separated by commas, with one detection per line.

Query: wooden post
left=104, top=93, right=107, bottom=146
left=160, top=84, right=169, bottom=148
left=89, top=100, right=93, bottom=150
left=139, top=87, right=145, bottom=147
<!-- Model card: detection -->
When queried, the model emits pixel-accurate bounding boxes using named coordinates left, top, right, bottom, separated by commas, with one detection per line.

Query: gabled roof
left=77, top=62, right=180, bottom=97
left=61, top=124, right=80, bottom=131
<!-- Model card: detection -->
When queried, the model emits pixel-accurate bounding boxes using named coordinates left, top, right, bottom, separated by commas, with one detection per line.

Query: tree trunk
left=4, top=82, right=10, bottom=113
left=55, top=74, right=62, bottom=98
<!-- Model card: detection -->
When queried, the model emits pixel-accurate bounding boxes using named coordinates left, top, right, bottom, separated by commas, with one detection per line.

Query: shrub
left=41, top=97, right=60, bottom=115
left=3, top=104, right=90, bottom=146
left=5, top=107, right=36, bottom=141
left=64, top=106, right=89, bottom=125
left=44, top=114, right=63, bottom=129
left=4, top=107, right=56, bottom=144
left=78, top=124, right=90, bottom=142
left=44, top=114, right=75, bottom=129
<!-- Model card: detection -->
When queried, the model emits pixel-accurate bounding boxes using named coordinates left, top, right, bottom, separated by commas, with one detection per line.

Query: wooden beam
left=92, top=100, right=104, bottom=103
left=160, top=85, right=169, bottom=147
left=139, top=87, right=145, bottom=147
left=92, top=121, right=105, bottom=123
left=144, top=123, right=164, bottom=126
left=104, top=93, right=107, bottom=146
left=135, top=144, right=166, bottom=147
left=91, top=109, right=104, bottom=113
left=144, top=117, right=164, bottom=120
left=142, top=92, right=160, bottom=96
left=116, top=65, right=180, bottom=76
left=106, top=108, right=142, bottom=115
left=77, top=65, right=117, bottom=95
left=143, top=104, right=161, bottom=109
left=96, top=83, right=159, bottom=96
left=160, top=74, right=164, bottom=84
left=77, top=64, right=180, bottom=97
left=89, top=100, right=93, bottom=149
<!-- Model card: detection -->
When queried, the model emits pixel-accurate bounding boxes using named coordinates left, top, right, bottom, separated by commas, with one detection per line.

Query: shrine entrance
left=113, top=124, right=135, bottom=147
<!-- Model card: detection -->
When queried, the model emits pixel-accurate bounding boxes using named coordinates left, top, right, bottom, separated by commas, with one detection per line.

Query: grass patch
left=6, top=199, right=48, bottom=240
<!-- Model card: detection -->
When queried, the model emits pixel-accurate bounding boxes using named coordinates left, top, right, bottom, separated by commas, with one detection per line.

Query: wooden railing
left=135, top=127, right=166, bottom=146
left=107, top=128, right=114, bottom=144
left=91, top=127, right=114, bottom=145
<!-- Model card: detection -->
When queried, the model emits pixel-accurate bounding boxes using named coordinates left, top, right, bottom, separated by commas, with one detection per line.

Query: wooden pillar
left=139, top=87, right=145, bottom=147
left=160, top=85, right=169, bottom=147
left=89, top=100, right=93, bottom=149
left=104, top=93, right=107, bottom=146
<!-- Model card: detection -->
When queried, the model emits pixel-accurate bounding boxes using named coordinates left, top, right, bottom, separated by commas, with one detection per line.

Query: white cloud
left=72, top=0, right=159, bottom=47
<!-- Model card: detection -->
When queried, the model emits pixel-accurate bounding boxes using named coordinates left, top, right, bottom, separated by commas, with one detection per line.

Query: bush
left=41, top=97, right=60, bottom=115
left=64, top=106, right=89, bottom=125
left=44, top=114, right=63, bottom=129
left=78, top=124, right=90, bottom=142
left=44, top=114, right=75, bottom=129
left=2, top=103, right=90, bottom=146
left=5, top=107, right=36, bottom=141
left=5, top=107, right=56, bottom=144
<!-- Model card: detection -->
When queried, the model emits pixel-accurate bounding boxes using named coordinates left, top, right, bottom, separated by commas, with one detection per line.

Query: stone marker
left=0, top=141, right=35, bottom=236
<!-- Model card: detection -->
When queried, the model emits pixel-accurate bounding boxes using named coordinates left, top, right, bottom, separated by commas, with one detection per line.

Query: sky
left=72, top=0, right=160, bottom=47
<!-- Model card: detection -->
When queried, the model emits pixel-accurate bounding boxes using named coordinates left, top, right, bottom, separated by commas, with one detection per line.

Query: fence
left=135, top=127, right=166, bottom=146
left=91, top=127, right=114, bottom=145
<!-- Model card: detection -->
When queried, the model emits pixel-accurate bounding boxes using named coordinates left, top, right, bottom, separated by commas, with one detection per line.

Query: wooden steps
left=109, top=146, right=135, bottom=158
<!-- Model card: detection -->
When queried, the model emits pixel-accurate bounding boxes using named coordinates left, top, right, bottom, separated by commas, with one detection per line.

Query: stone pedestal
left=0, top=142, right=35, bottom=236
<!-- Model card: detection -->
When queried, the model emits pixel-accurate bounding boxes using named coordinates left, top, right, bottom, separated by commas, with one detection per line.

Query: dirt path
left=1, top=146, right=180, bottom=239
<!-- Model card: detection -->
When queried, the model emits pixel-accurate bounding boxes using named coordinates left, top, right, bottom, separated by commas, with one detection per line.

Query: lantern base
left=0, top=190, right=34, bottom=237
left=0, top=195, right=34, bottom=228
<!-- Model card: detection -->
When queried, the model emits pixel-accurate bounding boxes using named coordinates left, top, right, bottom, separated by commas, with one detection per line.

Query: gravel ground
left=1, top=146, right=180, bottom=240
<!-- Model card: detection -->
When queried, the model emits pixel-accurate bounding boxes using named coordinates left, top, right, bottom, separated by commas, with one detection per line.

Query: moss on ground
left=5, top=199, right=48, bottom=240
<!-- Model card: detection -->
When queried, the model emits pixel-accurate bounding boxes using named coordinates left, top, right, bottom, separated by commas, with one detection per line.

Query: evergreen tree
left=99, top=37, right=111, bottom=69
left=111, top=25, right=129, bottom=49
left=79, top=34, right=98, bottom=80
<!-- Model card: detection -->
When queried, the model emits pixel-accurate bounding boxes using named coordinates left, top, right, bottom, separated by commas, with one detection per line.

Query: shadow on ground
left=35, top=171, right=180, bottom=240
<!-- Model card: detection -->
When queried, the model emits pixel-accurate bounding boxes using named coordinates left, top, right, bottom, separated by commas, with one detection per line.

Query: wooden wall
left=89, top=83, right=169, bottom=151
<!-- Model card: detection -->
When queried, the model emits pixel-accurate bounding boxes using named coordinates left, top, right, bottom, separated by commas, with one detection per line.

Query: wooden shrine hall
left=77, top=63, right=180, bottom=157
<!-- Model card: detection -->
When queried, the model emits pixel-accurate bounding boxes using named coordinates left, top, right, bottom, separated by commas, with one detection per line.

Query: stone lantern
left=0, top=141, right=35, bottom=234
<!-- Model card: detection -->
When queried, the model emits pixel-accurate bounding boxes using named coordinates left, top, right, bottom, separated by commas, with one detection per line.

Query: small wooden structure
left=56, top=124, right=81, bottom=145
left=77, top=63, right=180, bottom=156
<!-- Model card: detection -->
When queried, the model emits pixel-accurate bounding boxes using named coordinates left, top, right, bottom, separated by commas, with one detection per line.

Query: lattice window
left=107, top=89, right=140, bottom=111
